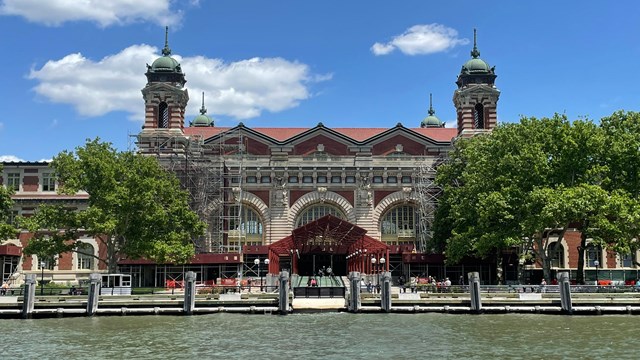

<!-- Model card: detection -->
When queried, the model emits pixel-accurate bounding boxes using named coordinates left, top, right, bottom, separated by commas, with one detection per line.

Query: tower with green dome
left=138, top=27, right=190, bottom=155
left=453, top=29, right=500, bottom=136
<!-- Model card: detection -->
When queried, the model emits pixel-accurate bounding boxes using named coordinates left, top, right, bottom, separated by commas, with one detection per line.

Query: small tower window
left=158, top=102, right=169, bottom=128
left=474, top=103, right=485, bottom=129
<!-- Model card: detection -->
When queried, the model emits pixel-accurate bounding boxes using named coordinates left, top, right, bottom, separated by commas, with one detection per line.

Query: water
left=0, top=313, right=637, bottom=359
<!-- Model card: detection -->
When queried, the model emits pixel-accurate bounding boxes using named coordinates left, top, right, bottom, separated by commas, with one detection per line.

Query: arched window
left=158, top=102, right=169, bottom=128
left=77, top=243, right=94, bottom=270
left=474, top=103, right=484, bottom=129
left=548, top=242, right=565, bottom=268
left=586, top=244, right=601, bottom=267
left=295, top=204, right=346, bottom=228
left=228, top=206, right=263, bottom=245
left=380, top=205, right=419, bottom=245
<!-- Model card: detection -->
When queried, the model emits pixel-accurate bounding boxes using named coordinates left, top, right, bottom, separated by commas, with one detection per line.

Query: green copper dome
left=190, top=92, right=214, bottom=127
left=420, top=94, right=444, bottom=128
left=148, top=26, right=183, bottom=74
left=461, top=57, right=491, bottom=74
left=459, top=29, right=493, bottom=75
left=421, top=114, right=443, bottom=128
left=151, top=56, right=181, bottom=72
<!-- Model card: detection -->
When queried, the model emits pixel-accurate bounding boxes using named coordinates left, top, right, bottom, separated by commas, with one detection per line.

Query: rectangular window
left=42, top=172, right=56, bottom=191
left=345, top=176, right=356, bottom=184
left=387, top=176, right=398, bottom=183
left=620, top=253, right=633, bottom=268
left=8, top=210, right=19, bottom=226
left=331, top=176, right=342, bottom=183
left=401, top=176, right=412, bottom=184
left=38, top=257, right=55, bottom=270
left=372, top=176, right=383, bottom=183
left=288, top=176, right=299, bottom=183
left=317, top=175, right=327, bottom=183
left=246, top=176, right=257, bottom=183
left=231, top=177, right=240, bottom=184
left=7, top=173, right=20, bottom=191
left=260, top=176, right=271, bottom=183
left=302, top=176, right=313, bottom=183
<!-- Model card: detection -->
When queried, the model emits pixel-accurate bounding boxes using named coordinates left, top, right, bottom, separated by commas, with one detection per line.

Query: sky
left=0, top=0, right=639, bottom=162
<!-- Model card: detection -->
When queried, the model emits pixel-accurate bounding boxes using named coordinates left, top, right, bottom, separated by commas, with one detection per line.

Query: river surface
left=0, top=313, right=636, bottom=359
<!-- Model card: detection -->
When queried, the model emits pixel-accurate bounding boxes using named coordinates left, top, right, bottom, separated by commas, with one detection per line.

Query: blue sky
left=0, top=1, right=638, bottom=161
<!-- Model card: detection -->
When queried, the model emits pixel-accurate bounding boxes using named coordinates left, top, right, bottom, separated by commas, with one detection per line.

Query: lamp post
left=263, top=258, right=270, bottom=291
left=379, top=257, right=386, bottom=289
left=254, top=258, right=260, bottom=292
left=594, top=259, right=600, bottom=286
left=40, top=261, right=45, bottom=296
left=371, top=257, right=377, bottom=286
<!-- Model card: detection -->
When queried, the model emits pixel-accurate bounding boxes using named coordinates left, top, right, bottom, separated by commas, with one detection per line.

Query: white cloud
left=0, top=155, right=25, bottom=162
left=0, top=0, right=181, bottom=27
left=28, top=45, right=329, bottom=121
left=445, top=120, right=457, bottom=129
left=372, top=24, right=469, bottom=56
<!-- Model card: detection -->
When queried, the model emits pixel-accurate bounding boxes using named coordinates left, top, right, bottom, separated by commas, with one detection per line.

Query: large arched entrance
left=267, top=215, right=389, bottom=277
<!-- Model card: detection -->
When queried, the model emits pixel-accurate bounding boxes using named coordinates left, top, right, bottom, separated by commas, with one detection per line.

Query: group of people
left=398, top=275, right=453, bottom=293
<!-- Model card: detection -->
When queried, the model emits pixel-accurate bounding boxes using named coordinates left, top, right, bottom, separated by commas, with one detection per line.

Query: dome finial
left=200, top=92, right=207, bottom=115
left=470, top=28, right=480, bottom=59
left=428, top=93, right=435, bottom=116
left=162, top=26, right=171, bottom=56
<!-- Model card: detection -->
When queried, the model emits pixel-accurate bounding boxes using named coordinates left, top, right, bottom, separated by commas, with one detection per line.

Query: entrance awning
left=267, top=214, right=389, bottom=274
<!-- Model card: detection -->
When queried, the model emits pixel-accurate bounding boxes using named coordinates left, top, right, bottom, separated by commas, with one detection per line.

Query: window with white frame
left=6, top=173, right=20, bottom=191
left=77, top=243, right=94, bottom=270
left=42, top=172, right=56, bottom=192
left=619, top=253, right=633, bottom=268
left=548, top=242, right=565, bottom=268
left=586, top=245, right=601, bottom=267
left=37, top=256, right=56, bottom=270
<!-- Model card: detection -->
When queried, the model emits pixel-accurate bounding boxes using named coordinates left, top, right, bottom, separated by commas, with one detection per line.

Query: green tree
left=0, top=164, right=17, bottom=241
left=435, top=115, right=607, bottom=283
left=599, top=111, right=640, bottom=267
left=21, top=138, right=206, bottom=272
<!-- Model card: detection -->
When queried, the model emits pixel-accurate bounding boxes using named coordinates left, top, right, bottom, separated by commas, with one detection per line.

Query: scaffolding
left=136, top=128, right=246, bottom=255
left=414, top=154, right=445, bottom=253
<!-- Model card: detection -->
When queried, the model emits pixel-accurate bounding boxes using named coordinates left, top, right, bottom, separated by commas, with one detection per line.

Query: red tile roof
left=184, top=126, right=457, bottom=143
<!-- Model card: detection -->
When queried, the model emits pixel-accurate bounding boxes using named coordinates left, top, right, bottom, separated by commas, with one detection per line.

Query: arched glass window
left=474, top=103, right=484, bottom=129
left=380, top=205, right=419, bottom=245
left=228, top=206, right=263, bottom=245
left=586, top=244, right=601, bottom=267
left=548, top=242, right=565, bottom=268
left=77, top=243, right=94, bottom=270
left=158, top=102, right=169, bottom=128
left=295, top=204, right=346, bottom=228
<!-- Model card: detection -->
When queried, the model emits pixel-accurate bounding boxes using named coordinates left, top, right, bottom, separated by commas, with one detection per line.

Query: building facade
left=3, top=30, right=636, bottom=287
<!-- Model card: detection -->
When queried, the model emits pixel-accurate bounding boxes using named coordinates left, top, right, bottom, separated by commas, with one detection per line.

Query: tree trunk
left=576, top=219, right=589, bottom=285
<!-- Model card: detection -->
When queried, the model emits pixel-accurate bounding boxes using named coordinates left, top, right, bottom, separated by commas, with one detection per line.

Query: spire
left=428, top=93, right=435, bottom=116
left=470, top=28, right=480, bottom=59
left=200, top=92, right=207, bottom=115
left=162, top=26, right=171, bottom=56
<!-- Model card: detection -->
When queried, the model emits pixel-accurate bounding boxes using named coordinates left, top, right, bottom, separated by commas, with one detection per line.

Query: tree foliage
left=21, top=138, right=206, bottom=272
left=433, top=113, right=628, bottom=283
left=0, top=164, right=17, bottom=241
